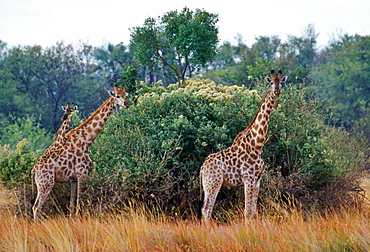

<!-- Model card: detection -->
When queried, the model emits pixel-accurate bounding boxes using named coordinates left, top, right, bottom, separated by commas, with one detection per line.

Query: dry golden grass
left=0, top=180, right=17, bottom=210
left=1, top=204, right=370, bottom=252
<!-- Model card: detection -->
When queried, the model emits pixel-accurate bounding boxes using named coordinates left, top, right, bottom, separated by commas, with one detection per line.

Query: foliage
left=0, top=139, right=37, bottom=187
left=261, top=83, right=368, bottom=213
left=0, top=114, right=52, bottom=153
left=130, top=7, right=219, bottom=84
left=3, top=43, right=87, bottom=131
left=0, top=42, right=121, bottom=132
left=260, top=85, right=368, bottom=212
left=311, top=35, right=370, bottom=135
left=112, top=64, right=141, bottom=101
left=203, top=24, right=318, bottom=86
left=264, top=84, right=329, bottom=184
left=93, top=42, right=134, bottom=79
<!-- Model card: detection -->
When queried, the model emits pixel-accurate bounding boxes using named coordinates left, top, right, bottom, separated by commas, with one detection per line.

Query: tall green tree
left=93, top=42, right=134, bottom=79
left=204, top=24, right=319, bottom=86
left=312, top=34, right=370, bottom=136
left=3, top=43, right=86, bottom=131
left=202, top=36, right=253, bottom=86
left=130, top=7, right=219, bottom=85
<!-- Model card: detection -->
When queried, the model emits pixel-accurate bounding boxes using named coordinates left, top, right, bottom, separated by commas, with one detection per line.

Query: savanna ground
left=0, top=178, right=370, bottom=252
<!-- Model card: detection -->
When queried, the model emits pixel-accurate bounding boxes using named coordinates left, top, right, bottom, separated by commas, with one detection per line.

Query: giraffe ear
left=74, top=105, right=78, bottom=110
left=265, top=76, right=272, bottom=83
left=108, top=90, right=115, bottom=97
left=62, top=106, right=66, bottom=111
left=281, top=76, right=288, bottom=83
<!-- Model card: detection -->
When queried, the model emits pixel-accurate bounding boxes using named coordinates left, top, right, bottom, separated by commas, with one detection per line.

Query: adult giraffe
left=199, top=69, right=288, bottom=223
left=32, top=85, right=129, bottom=219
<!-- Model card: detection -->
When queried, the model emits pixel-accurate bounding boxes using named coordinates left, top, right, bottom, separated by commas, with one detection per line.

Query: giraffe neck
left=234, top=87, right=277, bottom=151
left=65, top=97, right=115, bottom=147
left=53, top=118, right=71, bottom=144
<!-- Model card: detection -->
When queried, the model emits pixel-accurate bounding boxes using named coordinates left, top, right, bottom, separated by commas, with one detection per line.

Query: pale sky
left=1, top=0, right=369, bottom=49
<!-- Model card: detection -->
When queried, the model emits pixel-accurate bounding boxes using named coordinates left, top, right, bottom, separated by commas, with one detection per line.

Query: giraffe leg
left=250, top=163, right=264, bottom=218
left=250, top=174, right=263, bottom=217
left=201, top=176, right=222, bottom=223
left=75, top=178, right=84, bottom=216
left=33, top=180, right=54, bottom=220
left=70, top=180, right=78, bottom=217
left=72, top=160, right=90, bottom=217
left=70, top=177, right=85, bottom=217
left=243, top=179, right=254, bottom=219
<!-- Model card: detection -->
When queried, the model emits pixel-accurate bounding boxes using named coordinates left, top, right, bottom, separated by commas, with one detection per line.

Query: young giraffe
left=32, top=85, right=129, bottom=220
left=43, top=103, right=78, bottom=156
left=199, top=69, right=288, bottom=223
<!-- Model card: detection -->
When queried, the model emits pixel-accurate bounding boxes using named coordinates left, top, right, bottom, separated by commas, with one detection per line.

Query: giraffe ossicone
left=31, top=85, right=129, bottom=220
left=199, top=69, right=288, bottom=223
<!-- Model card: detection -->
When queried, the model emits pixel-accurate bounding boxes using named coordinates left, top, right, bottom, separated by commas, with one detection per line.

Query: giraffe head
left=265, top=69, right=288, bottom=97
left=61, top=103, right=78, bottom=121
left=108, top=85, right=130, bottom=109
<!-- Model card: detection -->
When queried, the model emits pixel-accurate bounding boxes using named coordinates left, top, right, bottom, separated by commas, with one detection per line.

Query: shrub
left=261, top=83, right=369, bottom=214
left=0, top=139, right=38, bottom=187
left=0, top=115, right=53, bottom=153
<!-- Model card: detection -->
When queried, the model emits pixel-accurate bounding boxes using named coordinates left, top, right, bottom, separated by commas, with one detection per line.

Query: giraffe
left=31, top=85, right=129, bottom=219
left=31, top=103, right=77, bottom=216
left=47, top=103, right=78, bottom=151
left=199, top=69, right=288, bottom=223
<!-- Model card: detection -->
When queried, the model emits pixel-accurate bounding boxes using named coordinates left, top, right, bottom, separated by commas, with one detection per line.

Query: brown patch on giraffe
left=250, top=139, right=256, bottom=146
left=256, top=137, right=264, bottom=144
left=250, top=153, right=258, bottom=160
left=76, top=149, right=83, bottom=157
left=251, top=130, right=257, bottom=138
left=263, top=124, right=268, bottom=133
left=257, top=114, right=263, bottom=121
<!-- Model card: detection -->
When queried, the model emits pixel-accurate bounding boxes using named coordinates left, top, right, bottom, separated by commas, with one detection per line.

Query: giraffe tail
left=197, top=172, right=204, bottom=220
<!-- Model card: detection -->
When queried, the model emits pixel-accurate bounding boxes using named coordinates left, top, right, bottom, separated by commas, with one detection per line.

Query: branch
left=155, top=42, right=181, bottom=82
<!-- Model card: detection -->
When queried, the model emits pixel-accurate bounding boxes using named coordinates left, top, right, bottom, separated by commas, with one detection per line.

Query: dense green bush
left=260, top=83, right=368, bottom=214
left=266, top=83, right=368, bottom=187
left=0, top=139, right=38, bottom=187
left=0, top=115, right=53, bottom=153
left=264, top=83, right=332, bottom=186
left=0, top=115, right=52, bottom=187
